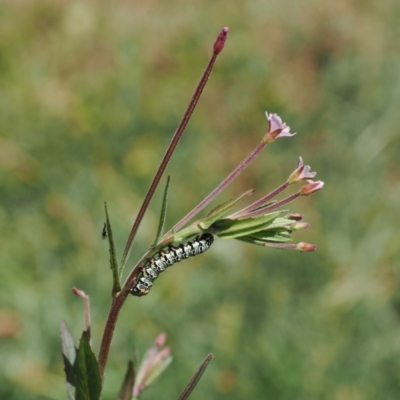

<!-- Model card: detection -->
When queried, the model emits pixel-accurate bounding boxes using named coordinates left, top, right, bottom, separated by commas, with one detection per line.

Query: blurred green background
left=1, top=0, right=400, bottom=399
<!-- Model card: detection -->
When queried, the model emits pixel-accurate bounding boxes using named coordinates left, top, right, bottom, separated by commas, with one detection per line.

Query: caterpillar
left=130, top=233, right=214, bottom=297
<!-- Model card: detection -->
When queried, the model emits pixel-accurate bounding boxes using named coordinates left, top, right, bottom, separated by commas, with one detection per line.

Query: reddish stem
left=98, top=28, right=228, bottom=380
left=120, top=27, right=228, bottom=269
left=170, top=140, right=267, bottom=233
left=231, top=181, right=289, bottom=218
left=240, top=190, right=301, bottom=219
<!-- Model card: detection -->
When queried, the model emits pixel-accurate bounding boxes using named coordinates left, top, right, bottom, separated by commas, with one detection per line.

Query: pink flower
left=300, top=180, right=324, bottom=196
left=288, top=157, right=317, bottom=184
left=263, top=111, right=296, bottom=143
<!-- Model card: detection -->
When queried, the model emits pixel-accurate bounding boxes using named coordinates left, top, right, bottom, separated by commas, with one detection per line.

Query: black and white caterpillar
left=130, top=233, right=214, bottom=297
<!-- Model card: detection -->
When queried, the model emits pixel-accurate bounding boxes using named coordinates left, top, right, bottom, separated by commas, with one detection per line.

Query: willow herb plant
left=60, top=27, right=324, bottom=400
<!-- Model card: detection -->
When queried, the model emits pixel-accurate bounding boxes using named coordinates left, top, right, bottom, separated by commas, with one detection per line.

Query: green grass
left=1, top=0, right=400, bottom=398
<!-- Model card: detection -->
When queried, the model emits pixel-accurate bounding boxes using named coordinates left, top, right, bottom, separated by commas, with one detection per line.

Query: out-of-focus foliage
left=1, top=0, right=400, bottom=399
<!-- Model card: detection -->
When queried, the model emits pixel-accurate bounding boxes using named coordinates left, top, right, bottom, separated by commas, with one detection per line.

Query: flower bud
left=154, top=332, right=167, bottom=348
left=213, top=27, right=228, bottom=55
left=300, top=180, right=324, bottom=196
left=296, top=242, right=317, bottom=252
left=290, top=222, right=310, bottom=231
left=287, top=213, right=304, bottom=221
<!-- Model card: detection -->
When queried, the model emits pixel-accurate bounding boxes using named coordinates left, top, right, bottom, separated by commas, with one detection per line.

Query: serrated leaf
left=118, top=360, right=135, bottom=400
left=153, top=176, right=170, bottom=246
left=198, top=189, right=254, bottom=230
left=212, top=211, right=284, bottom=239
left=60, top=320, right=77, bottom=399
left=178, top=354, right=213, bottom=400
left=104, top=202, right=121, bottom=294
left=75, top=332, right=102, bottom=400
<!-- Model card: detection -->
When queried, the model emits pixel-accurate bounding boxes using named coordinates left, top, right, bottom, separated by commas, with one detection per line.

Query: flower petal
left=263, top=111, right=296, bottom=143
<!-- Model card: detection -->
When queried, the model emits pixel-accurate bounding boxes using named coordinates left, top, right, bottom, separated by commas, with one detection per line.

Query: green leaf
left=231, top=200, right=278, bottom=218
left=263, top=216, right=294, bottom=230
left=198, top=189, right=254, bottom=230
left=118, top=360, right=135, bottom=400
left=238, top=230, right=292, bottom=245
left=153, top=176, right=170, bottom=246
left=247, top=200, right=277, bottom=212
left=60, top=321, right=77, bottom=400
left=212, top=211, right=284, bottom=239
left=60, top=320, right=76, bottom=369
left=62, top=354, right=77, bottom=400
left=178, top=354, right=213, bottom=400
left=104, top=202, right=121, bottom=294
left=75, top=331, right=102, bottom=400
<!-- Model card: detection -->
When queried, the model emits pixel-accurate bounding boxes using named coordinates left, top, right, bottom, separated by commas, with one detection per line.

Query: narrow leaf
left=118, top=360, right=135, bottom=400
left=104, top=202, right=121, bottom=294
left=60, top=320, right=77, bottom=399
left=255, top=230, right=291, bottom=242
left=178, top=353, right=213, bottom=400
left=230, top=200, right=277, bottom=218
left=245, top=200, right=277, bottom=213
left=60, top=320, right=76, bottom=366
left=75, top=331, right=102, bottom=400
left=237, top=231, right=292, bottom=245
left=153, top=176, right=170, bottom=246
left=198, top=189, right=254, bottom=230
left=212, top=211, right=284, bottom=239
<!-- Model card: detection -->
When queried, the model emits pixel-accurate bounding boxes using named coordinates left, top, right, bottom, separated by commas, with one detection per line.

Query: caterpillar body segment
left=130, top=233, right=214, bottom=297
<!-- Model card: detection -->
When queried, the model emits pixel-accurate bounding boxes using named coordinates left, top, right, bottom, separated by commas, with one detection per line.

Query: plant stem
left=98, top=292, right=127, bottom=378
left=230, top=181, right=289, bottom=218
left=98, top=28, right=228, bottom=379
left=169, top=140, right=268, bottom=233
left=240, top=190, right=301, bottom=218
left=120, top=27, right=228, bottom=270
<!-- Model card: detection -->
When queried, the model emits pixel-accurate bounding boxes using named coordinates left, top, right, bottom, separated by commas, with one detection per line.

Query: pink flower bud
left=263, top=112, right=296, bottom=143
left=213, top=27, right=228, bottom=55
left=155, top=332, right=167, bottom=348
left=72, top=287, right=88, bottom=299
left=287, top=213, right=304, bottom=221
left=288, top=157, right=316, bottom=184
left=296, top=242, right=317, bottom=252
left=300, top=180, right=324, bottom=196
